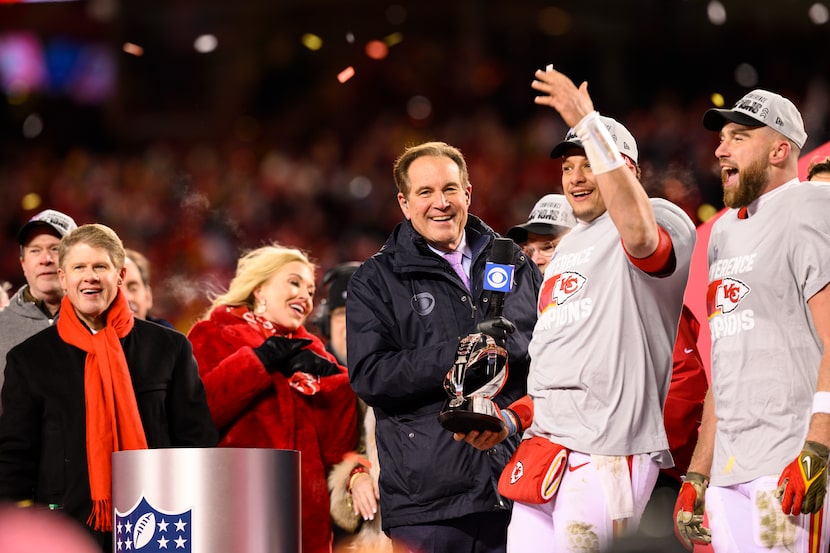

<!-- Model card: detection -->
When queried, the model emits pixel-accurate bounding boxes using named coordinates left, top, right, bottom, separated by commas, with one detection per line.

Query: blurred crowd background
left=1, top=0, right=828, bottom=330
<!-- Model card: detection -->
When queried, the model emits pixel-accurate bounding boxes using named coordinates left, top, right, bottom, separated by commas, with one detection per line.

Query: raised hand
left=531, top=65, right=594, bottom=129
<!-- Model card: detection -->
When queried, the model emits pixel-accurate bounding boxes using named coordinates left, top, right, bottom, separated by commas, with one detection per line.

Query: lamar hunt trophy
left=438, top=237, right=515, bottom=433
left=438, top=331, right=509, bottom=433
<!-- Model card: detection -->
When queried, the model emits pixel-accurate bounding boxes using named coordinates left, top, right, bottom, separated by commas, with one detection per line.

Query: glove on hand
left=253, top=336, right=312, bottom=376
left=674, top=471, right=711, bottom=550
left=475, top=316, right=516, bottom=346
left=777, top=440, right=830, bottom=515
left=289, top=350, right=342, bottom=377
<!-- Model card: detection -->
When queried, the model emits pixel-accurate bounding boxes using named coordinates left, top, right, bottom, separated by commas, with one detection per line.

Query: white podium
left=112, top=448, right=301, bottom=553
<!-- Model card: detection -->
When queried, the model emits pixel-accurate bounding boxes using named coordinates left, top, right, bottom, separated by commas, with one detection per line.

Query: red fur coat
left=188, top=307, right=358, bottom=553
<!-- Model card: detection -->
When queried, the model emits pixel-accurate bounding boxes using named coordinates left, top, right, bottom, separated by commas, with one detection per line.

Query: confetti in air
left=301, top=33, right=323, bottom=51
left=365, top=40, right=388, bottom=60
left=337, top=66, right=355, bottom=83
left=123, top=42, right=144, bottom=56
left=384, top=32, right=403, bottom=47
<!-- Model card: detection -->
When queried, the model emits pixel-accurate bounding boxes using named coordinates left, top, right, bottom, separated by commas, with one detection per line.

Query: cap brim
left=702, top=108, right=763, bottom=132
left=16, top=221, right=61, bottom=245
left=505, top=226, right=528, bottom=244
left=549, top=139, right=584, bottom=159
left=506, top=222, right=570, bottom=244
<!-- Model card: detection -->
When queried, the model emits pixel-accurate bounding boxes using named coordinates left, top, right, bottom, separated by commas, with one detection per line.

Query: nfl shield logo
left=114, top=496, right=192, bottom=552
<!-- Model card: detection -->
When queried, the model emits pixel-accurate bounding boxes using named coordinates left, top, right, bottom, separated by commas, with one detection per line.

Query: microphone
left=483, top=237, right=515, bottom=317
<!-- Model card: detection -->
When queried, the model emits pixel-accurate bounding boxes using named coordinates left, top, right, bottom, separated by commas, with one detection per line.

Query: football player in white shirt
left=456, top=66, right=695, bottom=552
left=676, top=90, right=830, bottom=553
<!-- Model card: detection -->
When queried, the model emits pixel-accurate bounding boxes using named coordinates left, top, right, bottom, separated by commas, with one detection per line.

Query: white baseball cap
left=506, top=194, right=576, bottom=244
left=703, top=89, right=807, bottom=149
left=17, top=209, right=78, bottom=245
left=550, top=115, right=639, bottom=163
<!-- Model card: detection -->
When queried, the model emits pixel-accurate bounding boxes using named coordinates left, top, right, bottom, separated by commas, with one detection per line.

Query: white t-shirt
left=527, top=198, right=695, bottom=465
left=707, top=180, right=830, bottom=486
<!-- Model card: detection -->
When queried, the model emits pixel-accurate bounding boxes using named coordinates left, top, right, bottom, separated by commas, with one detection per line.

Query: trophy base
left=438, top=410, right=505, bottom=434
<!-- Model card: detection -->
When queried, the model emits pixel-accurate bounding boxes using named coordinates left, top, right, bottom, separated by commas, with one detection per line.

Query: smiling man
left=676, top=90, right=830, bottom=553
left=346, top=141, right=541, bottom=553
left=0, top=223, right=216, bottom=552
left=0, top=209, right=77, bottom=412
left=502, top=67, right=695, bottom=552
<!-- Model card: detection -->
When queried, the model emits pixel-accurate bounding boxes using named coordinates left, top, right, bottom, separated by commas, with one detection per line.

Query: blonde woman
left=188, top=244, right=358, bottom=553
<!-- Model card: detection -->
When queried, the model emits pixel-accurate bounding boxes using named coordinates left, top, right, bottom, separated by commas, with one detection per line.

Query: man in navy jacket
left=346, top=141, right=541, bottom=553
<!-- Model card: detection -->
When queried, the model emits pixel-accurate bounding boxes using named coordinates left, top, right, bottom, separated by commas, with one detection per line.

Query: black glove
left=253, top=336, right=312, bottom=375
left=288, top=350, right=342, bottom=377
left=475, top=316, right=516, bottom=346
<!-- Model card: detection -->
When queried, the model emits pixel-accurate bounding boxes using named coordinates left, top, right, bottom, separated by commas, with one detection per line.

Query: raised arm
left=531, top=67, right=659, bottom=258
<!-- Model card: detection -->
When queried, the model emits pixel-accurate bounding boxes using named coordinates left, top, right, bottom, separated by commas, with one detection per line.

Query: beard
left=722, top=156, right=769, bottom=208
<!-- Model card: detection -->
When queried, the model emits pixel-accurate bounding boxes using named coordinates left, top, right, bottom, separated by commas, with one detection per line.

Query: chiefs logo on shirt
left=539, top=271, right=586, bottom=312
left=707, top=277, right=750, bottom=317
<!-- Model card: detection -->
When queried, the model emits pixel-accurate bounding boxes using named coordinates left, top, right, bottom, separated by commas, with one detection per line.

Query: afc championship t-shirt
left=528, top=199, right=695, bottom=461
left=707, top=181, right=830, bottom=487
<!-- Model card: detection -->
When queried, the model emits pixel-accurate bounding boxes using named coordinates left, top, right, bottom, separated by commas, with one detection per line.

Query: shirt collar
left=743, top=177, right=799, bottom=217
left=427, top=231, right=471, bottom=260
left=22, top=285, right=59, bottom=318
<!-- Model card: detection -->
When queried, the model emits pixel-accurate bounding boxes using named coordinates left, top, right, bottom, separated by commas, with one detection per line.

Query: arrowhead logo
left=708, top=277, right=750, bottom=316
left=539, top=271, right=586, bottom=312
left=510, top=461, right=525, bottom=484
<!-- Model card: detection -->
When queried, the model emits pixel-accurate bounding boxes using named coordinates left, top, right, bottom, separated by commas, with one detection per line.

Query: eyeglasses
left=521, top=241, right=557, bottom=258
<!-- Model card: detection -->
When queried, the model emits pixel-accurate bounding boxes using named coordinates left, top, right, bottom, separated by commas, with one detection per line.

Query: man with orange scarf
left=0, top=224, right=217, bottom=551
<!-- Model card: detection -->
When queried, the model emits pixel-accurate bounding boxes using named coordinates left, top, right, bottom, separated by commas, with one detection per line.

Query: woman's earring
left=255, top=299, right=267, bottom=315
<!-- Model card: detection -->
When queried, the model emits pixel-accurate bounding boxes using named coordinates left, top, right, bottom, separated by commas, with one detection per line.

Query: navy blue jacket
left=346, top=215, right=541, bottom=529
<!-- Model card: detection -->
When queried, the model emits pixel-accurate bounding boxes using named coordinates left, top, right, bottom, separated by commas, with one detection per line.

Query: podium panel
left=113, top=448, right=300, bottom=553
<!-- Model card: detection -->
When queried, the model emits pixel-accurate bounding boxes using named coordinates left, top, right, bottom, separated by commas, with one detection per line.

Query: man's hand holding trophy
left=438, top=238, right=517, bottom=438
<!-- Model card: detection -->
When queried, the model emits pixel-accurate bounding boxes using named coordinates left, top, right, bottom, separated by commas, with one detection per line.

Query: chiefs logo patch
left=707, top=277, right=750, bottom=317
left=510, top=460, right=525, bottom=484
left=539, top=271, right=586, bottom=313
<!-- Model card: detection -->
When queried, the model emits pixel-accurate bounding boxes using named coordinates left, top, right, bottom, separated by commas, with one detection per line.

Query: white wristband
left=573, top=111, right=625, bottom=175
left=812, top=391, right=830, bottom=414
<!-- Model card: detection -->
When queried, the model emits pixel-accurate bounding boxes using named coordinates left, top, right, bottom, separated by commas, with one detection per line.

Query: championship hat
left=550, top=115, right=638, bottom=163
left=17, top=209, right=78, bottom=245
left=506, top=193, right=577, bottom=244
left=702, top=89, right=807, bottom=148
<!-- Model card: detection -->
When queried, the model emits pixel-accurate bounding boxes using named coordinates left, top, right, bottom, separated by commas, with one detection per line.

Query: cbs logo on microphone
left=483, top=263, right=514, bottom=293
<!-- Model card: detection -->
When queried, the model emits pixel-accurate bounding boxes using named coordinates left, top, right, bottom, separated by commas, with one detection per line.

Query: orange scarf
left=56, top=291, right=148, bottom=532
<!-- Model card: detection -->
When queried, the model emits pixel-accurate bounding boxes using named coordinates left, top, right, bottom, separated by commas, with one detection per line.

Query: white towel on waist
left=592, top=454, right=634, bottom=520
